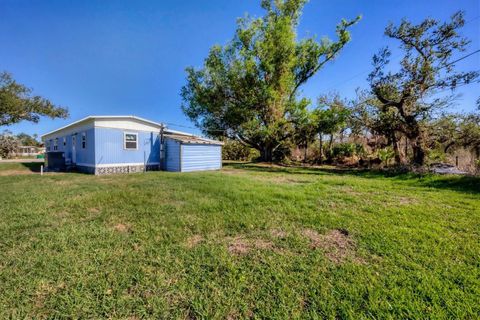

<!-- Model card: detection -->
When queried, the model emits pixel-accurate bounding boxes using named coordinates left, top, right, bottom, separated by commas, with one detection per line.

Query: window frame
left=53, top=138, right=58, bottom=151
left=63, top=137, right=66, bottom=146
left=81, top=132, right=86, bottom=149
left=124, top=132, right=138, bottom=150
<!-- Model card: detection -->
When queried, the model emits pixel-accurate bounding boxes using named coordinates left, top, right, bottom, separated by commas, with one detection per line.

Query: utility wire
left=322, top=15, right=480, bottom=93
left=444, top=49, right=480, bottom=67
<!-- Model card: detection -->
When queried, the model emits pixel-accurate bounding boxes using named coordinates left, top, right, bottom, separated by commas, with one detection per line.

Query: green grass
left=0, top=162, right=479, bottom=319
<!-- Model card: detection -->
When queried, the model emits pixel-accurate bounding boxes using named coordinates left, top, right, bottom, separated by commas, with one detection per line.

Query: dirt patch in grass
left=87, top=207, right=101, bottom=214
left=34, top=282, right=66, bottom=310
left=222, top=168, right=310, bottom=185
left=270, top=228, right=288, bottom=239
left=266, top=176, right=311, bottom=185
left=112, top=223, right=132, bottom=233
left=302, top=228, right=363, bottom=264
left=397, top=196, right=417, bottom=205
left=185, top=235, right=204, bottom=248
left=337, top=186, right=363, bottom=196
left=227, top=236, right=275, bottom=255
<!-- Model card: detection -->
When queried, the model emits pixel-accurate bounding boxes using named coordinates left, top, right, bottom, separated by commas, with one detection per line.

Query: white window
left=82, top=132, right=86, bottom=149
left=124, top=132, right=138, bottom=150
left=63, top=137, right=66, bottom=146
left=53, top=138, right=58, bottom=151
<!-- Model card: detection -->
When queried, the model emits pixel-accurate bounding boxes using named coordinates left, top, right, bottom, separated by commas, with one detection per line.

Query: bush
left=222, top=140, right=259, bottom=161
left=427, top=148, right=447, bottom=164
left=330, top=143, right=365, bottom=159
left=378, top=147, right=395, bottom=167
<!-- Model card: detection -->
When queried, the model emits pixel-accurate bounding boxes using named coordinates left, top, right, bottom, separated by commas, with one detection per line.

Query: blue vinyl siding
left=165, top=138, right=181, bottom=172
left=76, top=128, right=95, bottom=165
left=94, top=127, right=160, bottom=165
left=181, top=144, right=222, bottom=172
left=45, top=127, right=95, bottom=167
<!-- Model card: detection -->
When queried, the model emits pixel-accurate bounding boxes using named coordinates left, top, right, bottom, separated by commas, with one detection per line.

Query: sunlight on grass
left=0, top=162, right=479, bottom=318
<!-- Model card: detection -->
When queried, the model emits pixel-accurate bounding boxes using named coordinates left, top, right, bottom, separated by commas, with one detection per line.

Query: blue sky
left=1, top=0, right=479, bottom=137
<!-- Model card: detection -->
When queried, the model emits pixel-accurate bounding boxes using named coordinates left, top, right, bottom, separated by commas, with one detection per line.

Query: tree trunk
left=411, top=136, right=425, bottom=166
left=304, top=141, right=308, bottom=164
left=405, top=137, right=409, bottom=161
left=328, top=134, right=334, bottom=161
left=260, top=146, right=273, bottom=162
left=391, top=133, right=401, bottom=165
left=319, top=133, right=323, bottom=165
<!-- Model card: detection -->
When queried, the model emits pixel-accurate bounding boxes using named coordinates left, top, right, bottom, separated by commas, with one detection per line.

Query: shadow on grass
left=20, top=162, right=43, bottom=173
left=224, top=162, right=480, bottom=194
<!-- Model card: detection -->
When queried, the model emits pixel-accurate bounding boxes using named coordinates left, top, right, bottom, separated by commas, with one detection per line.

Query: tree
left=0, top=130, right=19, bottom=159
left=16, top=133, right=41, bottom=147
left=315, top=94, right=351, bottom=163
left=181, top=0, right=359, bottom=161
left=368, top=12, right=479, bottom=166
left=358, top=95, right=405, bottom=164
left=0, top=72, right=68, bottom=126
left=291, top=105, right=317, bottom=162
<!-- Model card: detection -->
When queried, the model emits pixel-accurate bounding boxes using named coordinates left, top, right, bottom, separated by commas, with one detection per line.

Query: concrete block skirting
left=76, top=164, right=160, bottom=175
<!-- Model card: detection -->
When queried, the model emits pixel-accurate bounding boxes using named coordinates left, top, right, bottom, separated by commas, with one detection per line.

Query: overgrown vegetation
left=0, top=162, right=478, bottom=318
left=182, top=1, right=479, bottom=171
left=181, top=0, right=360, bottom=161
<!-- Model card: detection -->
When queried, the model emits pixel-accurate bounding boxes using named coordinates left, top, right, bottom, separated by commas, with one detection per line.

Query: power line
left=165, top=122, right=226, bottom=133
left=445, top=49, right=480, bottom=67
left=322, top=15, right=480, bottom=93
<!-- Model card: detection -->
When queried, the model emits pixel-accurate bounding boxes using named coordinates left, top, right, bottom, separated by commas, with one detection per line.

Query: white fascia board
left=42, top=115, right=165, bottom=139
left=94, top=119, right=162, bottom=133
left=42, top=118, right=95, bottom=140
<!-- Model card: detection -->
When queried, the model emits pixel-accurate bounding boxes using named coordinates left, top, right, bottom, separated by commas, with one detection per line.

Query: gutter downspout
left=159, top=124, right=165, bottom=171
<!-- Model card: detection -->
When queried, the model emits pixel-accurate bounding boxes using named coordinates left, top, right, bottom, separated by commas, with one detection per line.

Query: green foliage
left=368, top=11, right=479, bottom=166
left=222, top=140, right=260, bottom=161
left=0, top=72, right=68, bottom=126
left=378, top=147, right=395, bottom=167
left=426, top=148, right=447, bottom=163
left=16, top=132, right=41, bottom=147
left=331, top=142, right=364, bottom=158
left=181, top=0, right=359, bottom=161
left=315, top=94, right=351, bottom=137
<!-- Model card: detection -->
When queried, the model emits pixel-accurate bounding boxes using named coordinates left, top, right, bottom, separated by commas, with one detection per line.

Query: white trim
left=77, top=162, right=160, bottom=168
left=42, top=115, right=164, bottom=139
left=124, top=132, right=138, bottom=150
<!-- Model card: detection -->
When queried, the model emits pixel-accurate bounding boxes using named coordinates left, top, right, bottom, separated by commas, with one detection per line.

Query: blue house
left=41, top=116, right=223, bottom=174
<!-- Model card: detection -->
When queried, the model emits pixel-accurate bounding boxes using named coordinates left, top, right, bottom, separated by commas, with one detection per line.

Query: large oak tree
left=181, top=0, right=359, bottom=161
left=368, top=12, right=479, bottom=166
left=0, top=72, right=68, bottom=126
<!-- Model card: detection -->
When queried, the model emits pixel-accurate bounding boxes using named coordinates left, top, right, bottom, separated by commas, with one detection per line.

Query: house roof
left=41, top=115, right=164, bottom=138
left=41, top=115, right=223, bottom=145
left=165, top=133, right=224, bottom=145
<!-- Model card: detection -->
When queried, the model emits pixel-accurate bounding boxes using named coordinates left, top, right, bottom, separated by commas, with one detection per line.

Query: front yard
left=0, top=162, right=479, bottom=318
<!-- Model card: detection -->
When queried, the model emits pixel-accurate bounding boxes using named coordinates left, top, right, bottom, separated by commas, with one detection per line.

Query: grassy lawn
left=0, top=162, right=479, bottom=319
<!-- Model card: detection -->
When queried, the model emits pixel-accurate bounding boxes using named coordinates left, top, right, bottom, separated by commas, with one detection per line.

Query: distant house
left=41, top=116, right=223, bottom=174
left=13, top=146, right=44, bottom=157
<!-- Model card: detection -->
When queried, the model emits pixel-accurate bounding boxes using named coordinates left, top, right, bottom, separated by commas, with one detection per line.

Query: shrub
left=378, top=147, right=395, bottom=167
left=222, top=140, right=259, bottom=161
left=330, top=143, right=365, bottom=159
